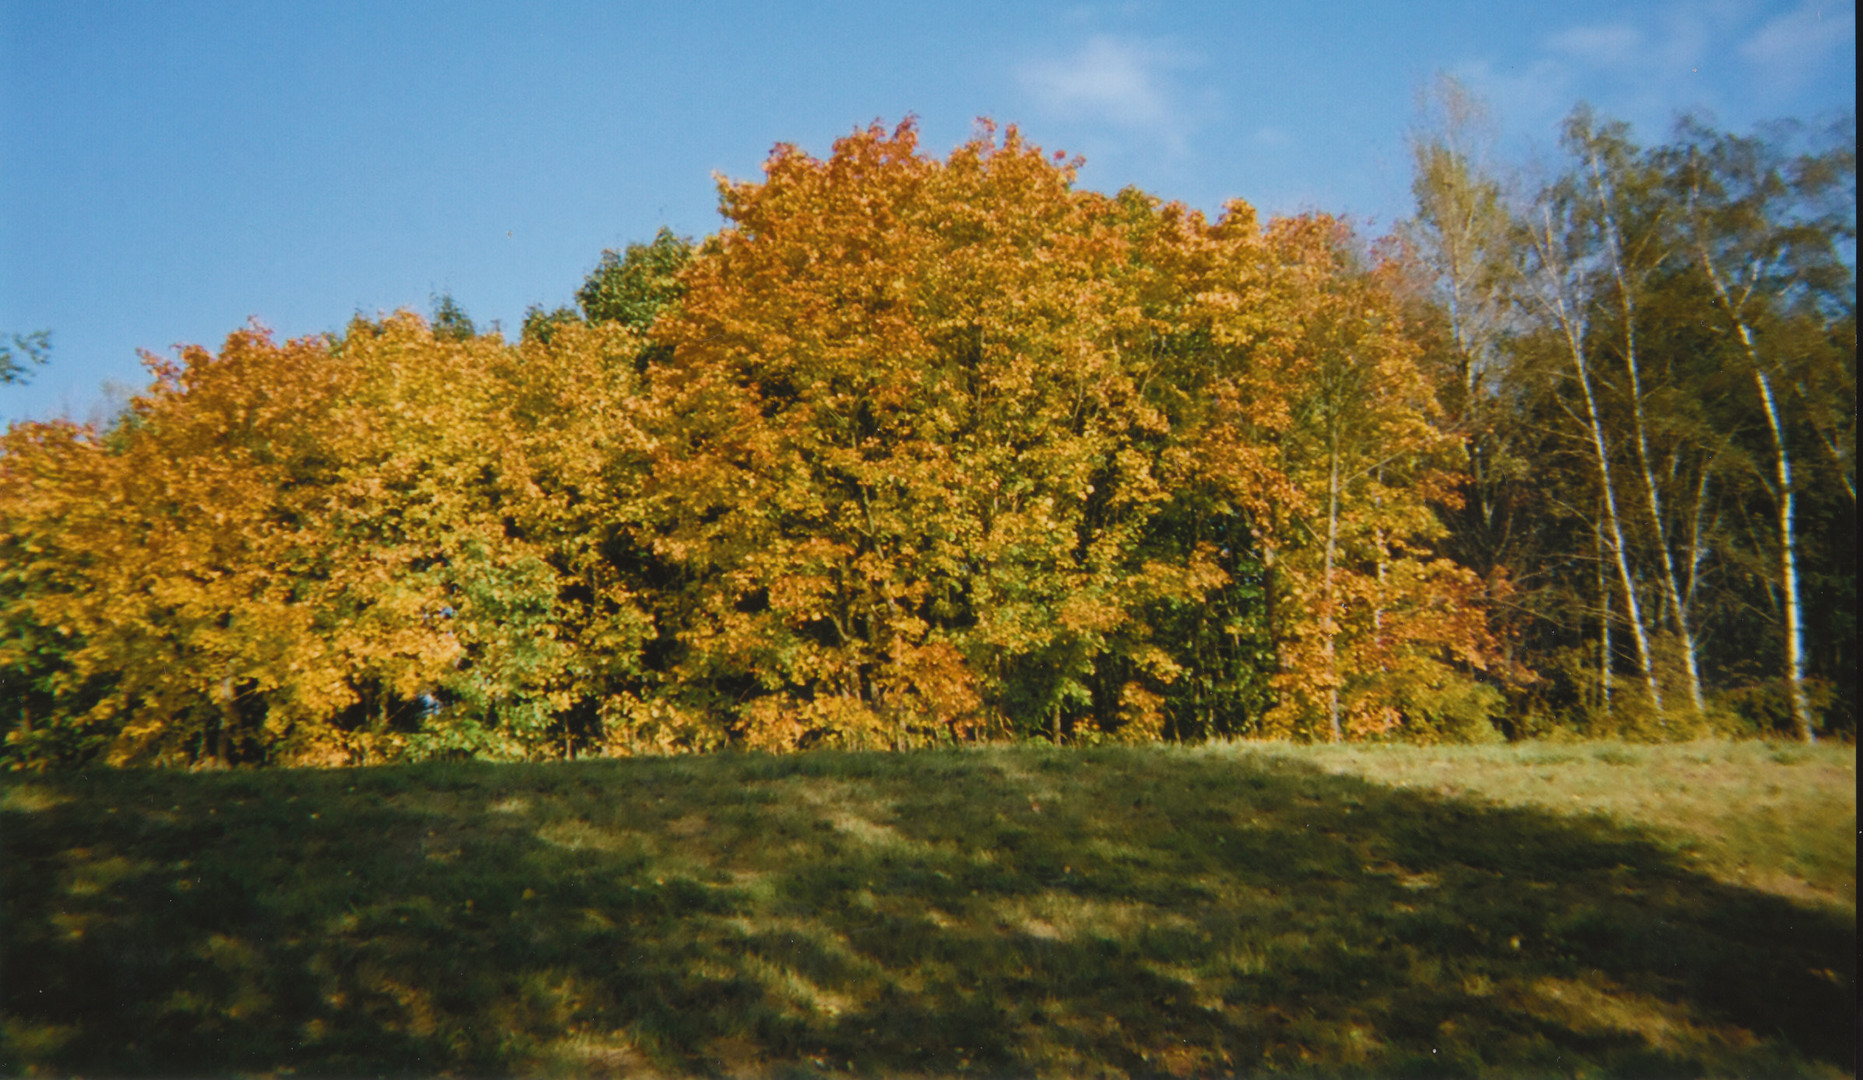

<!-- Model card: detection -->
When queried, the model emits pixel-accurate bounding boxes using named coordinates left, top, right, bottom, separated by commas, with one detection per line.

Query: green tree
left=520, top=304, right=580, bottom=345
left=0, top=330, right=51, bottom=385
left=429, top=292, right=478, bottom=341
left=578, top=227, right=695, bottom=332
left=1663, top=118, right=1856, bottom=740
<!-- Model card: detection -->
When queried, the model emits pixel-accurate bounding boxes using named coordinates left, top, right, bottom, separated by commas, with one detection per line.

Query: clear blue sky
left=2, top=1, right=1853, bottom=423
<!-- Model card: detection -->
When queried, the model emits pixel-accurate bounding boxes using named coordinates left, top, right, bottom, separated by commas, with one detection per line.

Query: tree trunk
left=1373, top=464, right=1387, bottom=643
left=1616, top=308, right=1708, bottom=715
left=1698, top=263, right=1814, bottom=742
left=1597, top=518, right=1613, bottom=713
left=1528, top=207, right=1665, bottom=717
left=1586, top=148, right=1707, bottom=714
left=1564, top=318, right=1664, bottom=716
left=1323, top=431, right=1343, bottom=742
left=216, top=673, right=237, bottom=767
left=1751, top=350, right=1813, bottom=743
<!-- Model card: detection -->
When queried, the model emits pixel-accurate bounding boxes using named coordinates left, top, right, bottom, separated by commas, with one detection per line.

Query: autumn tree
left=0, top=315, right=657, bottom=767
left=1163, top=207, right=1502, bottom=742
left=1403, top=78, right=1552, bottom=703
left=636, top=121, right=1213, bottom=747
left=22, top=103, right=1845, bottom=765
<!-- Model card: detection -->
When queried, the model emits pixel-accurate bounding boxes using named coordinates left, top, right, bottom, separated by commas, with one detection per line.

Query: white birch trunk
left=1597, top=521, right=1613, bottom=711
left=1696, top=259, right=1814, bottom=742
left=1584, top=148, right=1707, bottom=714
left=1324, top=432, right=1342, bottom=743
left=1528, top=207, right=1666, bottom=716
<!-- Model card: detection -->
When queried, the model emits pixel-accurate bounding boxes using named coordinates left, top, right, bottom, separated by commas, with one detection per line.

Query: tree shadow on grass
left=2, top=747, right=1854, bottom=1077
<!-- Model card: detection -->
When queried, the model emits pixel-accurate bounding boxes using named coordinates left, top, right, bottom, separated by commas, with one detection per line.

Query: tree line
left=0, top=97, right=1852, bottom=767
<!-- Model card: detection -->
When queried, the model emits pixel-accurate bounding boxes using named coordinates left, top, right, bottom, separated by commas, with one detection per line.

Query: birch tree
left=1565, top=109, right=1708, bottom=715
left=1520, top=180, right=1667, bottom=717
left=1664, top=120, right=1856, bottom=741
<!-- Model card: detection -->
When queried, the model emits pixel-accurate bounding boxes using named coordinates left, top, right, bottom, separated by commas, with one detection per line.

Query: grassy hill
left=2, top=740, right=1854, bottom=1077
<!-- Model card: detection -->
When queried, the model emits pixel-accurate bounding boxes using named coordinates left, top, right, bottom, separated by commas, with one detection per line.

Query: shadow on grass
left=2, top=747, right=1854, bottom=1078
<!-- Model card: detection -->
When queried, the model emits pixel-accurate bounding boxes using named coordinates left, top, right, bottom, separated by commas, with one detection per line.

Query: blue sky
left=2, top=1, right=1854, bottom=423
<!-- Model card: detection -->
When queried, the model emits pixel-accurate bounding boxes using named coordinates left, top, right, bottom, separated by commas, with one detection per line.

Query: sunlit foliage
left=1, top=317, right=656, bottom=766
left=1, top=108, right=1850, bottom=767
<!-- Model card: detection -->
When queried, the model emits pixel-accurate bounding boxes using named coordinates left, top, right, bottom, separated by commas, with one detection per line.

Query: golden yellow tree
left=0, top=315, right=659, bottom=766
left=645, top=120, right=1214, bottom=748
left=1166, top=208, right=1501, bottom=741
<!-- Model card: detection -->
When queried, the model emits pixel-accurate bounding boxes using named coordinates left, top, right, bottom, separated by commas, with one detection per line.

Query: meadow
left=2, top=739, right=1854, bottom=1077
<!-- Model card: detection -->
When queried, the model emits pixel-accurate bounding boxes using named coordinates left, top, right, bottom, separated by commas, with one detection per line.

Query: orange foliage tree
left=1, top=119, right=1507, bottom=767
left=641, top=121, right=1206, bottom=747
left=1117, top=201, right=1502, bottom=743
left=0, top=316, right=656, bottom=766
left=637, top=119, right=1497, bottom=749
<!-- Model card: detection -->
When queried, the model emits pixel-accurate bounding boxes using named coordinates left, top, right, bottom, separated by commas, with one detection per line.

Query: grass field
left=2, top=740, right=1854, bottom=1077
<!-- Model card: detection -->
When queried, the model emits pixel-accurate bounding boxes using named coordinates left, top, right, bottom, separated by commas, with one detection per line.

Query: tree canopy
left=1, top=108, right=1853, bottom=768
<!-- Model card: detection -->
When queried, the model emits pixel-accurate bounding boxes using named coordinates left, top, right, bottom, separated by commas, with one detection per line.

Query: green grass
left=2, top=740, right=1854, bottom=1078
left=1239, top=739, right=1858, bottom=913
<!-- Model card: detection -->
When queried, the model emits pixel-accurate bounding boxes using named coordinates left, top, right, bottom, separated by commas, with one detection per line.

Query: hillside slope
left=2, top=742, right=1855, bottom=1077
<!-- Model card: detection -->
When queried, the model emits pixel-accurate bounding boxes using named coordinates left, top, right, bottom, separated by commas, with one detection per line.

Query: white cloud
left=1020, top=35, right=1172, bottom=126
left=1741, top=0, right=1856, bottom=85
left=1547, top=23, right=1645, bottom=66
left=1449, top=56, right=1575, bottom=134
left=1017, top=35, right=1199, bottom=153
left=1448, top=2, right=1819, bottom=145
left=1545, top=8, right=1721, bottom=72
